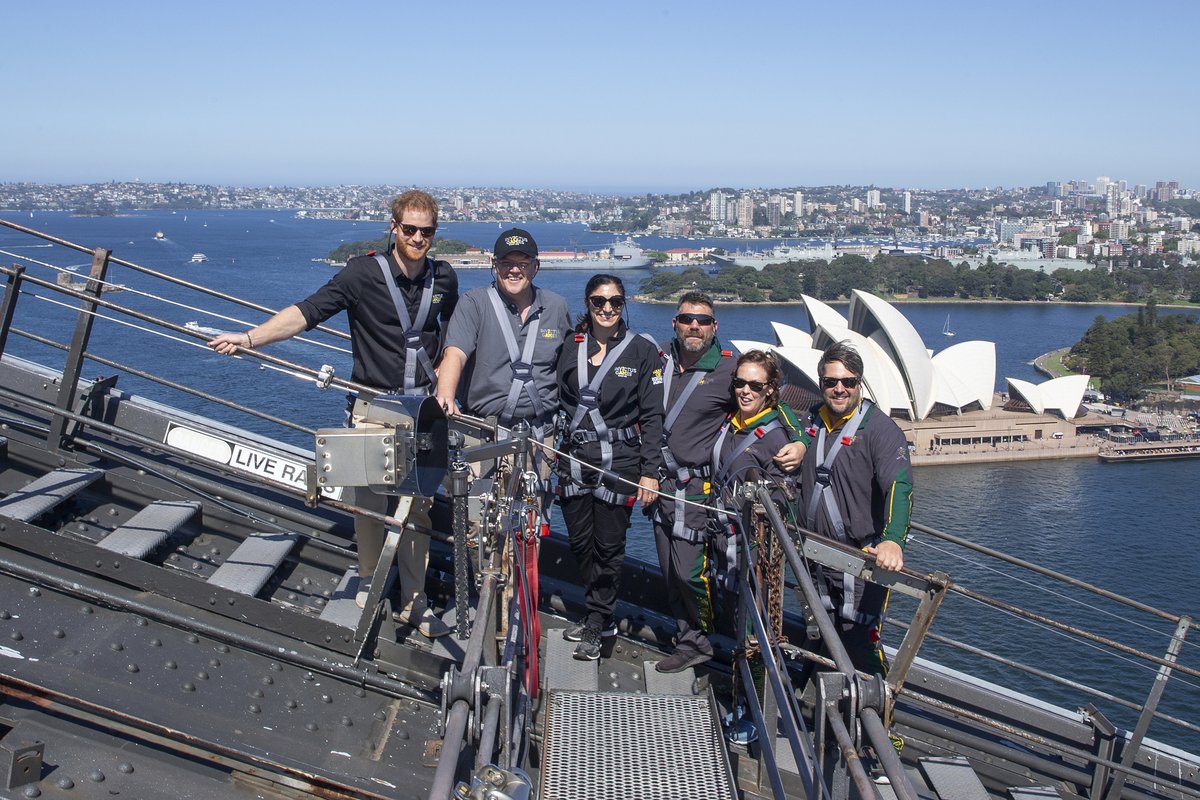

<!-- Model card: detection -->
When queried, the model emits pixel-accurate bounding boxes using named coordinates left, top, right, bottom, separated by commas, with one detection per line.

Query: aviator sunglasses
left=732, top=377, right=768, bottom=392
left=675, top=312, right=715, bottom=326
left=821, top=376, right=861, bottom=389
left=588, top=295, right=625, bottom=311
left=396, top=222, right=438, bottom=238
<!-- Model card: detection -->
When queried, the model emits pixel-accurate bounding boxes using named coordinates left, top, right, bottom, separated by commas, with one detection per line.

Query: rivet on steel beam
left=10, top=632, right=22, bottom=642
left=305, top=722, right=318, bottom=732
left=88, top=770, right=104, bottom=783
left=182, top=683, right=196, bottom=692
left=320, top=695, right=332, bottom=704
left=249, top=704, right=261, bottom=714
left=27, top=589, right=40, bottom=597
left=340, top=716, right=353, bottom=727
left=117, top=763, right=133, bottom=774
left=110, top=642, right=123, bottom=652
left=52, top=629, right=65, bottom=639
left=251, top=689, right=264, bottom=698
left=164, top=661, right=177, bottom=670
left=126, top=664, right=139, bottom=674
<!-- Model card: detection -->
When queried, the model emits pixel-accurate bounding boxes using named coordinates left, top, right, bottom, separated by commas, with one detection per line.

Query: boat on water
left=0, top=217, right=1197, bottom=800
left=943, top=314, right=955, bottom=337
left=539, top=239, right=653, bottom=270
left=189, top=252, right=208, bottom=263
left=711, top=242, right=837, bottom=270
left=154, top=230, right=165, bottom=240
left=183, top=320, right=223, bottom=336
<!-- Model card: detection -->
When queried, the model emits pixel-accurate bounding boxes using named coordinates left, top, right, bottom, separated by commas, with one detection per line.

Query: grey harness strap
left=374, top=255, right=437, bottom=394
left=566, top=332, right=640, bottom=487
left=485, top=286, right=545, bottom=430
left=659, top=352, right=717, bottom=542
left=804, top=400, right=872, bottom=623
left=710, top=418, right=784, bottom=573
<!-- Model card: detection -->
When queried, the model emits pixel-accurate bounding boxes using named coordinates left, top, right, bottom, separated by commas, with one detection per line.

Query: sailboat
left=943, top=314, right=956, bottom=337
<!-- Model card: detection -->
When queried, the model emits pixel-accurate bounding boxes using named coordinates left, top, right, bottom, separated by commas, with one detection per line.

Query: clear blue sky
left=3, top=0, right=1196, bottom=192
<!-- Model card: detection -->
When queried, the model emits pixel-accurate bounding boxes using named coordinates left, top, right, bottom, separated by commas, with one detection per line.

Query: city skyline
left=4, top=0, right=1198, bottom=191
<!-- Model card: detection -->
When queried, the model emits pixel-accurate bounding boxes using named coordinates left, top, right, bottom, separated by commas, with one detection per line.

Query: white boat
left=154, top=230, right=165, bottom=241
left=943, top=314, right=956, bottom=337
left=184, top=320, right=223, bottom=336
left=189, top=253, right=208, bottom=263
left=538, top=239, right=653, bottom=271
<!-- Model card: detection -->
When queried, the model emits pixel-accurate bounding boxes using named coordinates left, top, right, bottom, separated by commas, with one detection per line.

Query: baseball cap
left=494, top=228, right=538, bottom=260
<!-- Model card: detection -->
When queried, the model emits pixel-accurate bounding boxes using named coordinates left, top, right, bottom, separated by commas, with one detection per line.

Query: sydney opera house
left=731, top=291, right=1094, bottom=458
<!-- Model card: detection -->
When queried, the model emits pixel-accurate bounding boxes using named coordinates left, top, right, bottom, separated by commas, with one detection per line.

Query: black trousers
left=560, top=493, right=633, bottom=628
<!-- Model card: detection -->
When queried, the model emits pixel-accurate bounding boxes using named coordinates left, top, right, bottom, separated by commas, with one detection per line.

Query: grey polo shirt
left=444, top=282, right=571, bottom=424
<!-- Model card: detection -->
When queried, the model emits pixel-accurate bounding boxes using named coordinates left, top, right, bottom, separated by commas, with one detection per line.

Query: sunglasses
left=821, top=376, right=861, bottom=389
left=732, top=377, right=767, bottom=392
left=675, top=313, right=715, bottom=326
left=587, top=295, right=625, bottom=311
left=397, top=222, right=437, bottom=238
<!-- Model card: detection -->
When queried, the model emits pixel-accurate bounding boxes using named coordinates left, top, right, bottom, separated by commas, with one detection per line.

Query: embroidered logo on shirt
left=540, top=328, right=559, bottom=339
left=431, top=293, right=444, bottom=304
left=651, top=368, right=664, bottom=385
left=613, top=366, right=636, bottom=378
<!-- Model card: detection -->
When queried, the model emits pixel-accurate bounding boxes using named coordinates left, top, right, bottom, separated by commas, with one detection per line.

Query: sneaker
left=654, top=649, right=712, bottom=674
left=573, top=625, right=602, bottom=661
left=563, top=620, right=616, bottom=642
left=398, top=608, right=451, bottom=639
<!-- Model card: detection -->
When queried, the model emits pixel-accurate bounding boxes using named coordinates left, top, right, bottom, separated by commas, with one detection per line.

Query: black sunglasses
left=675, top=313, right=715, bottom=326
left=732, top=377, right=767, bottom=392
left=397, top=222, right=437, bottom=238
left=587, top=295, right=625, bottom=311
left=821, top=376, right=861, bottom=389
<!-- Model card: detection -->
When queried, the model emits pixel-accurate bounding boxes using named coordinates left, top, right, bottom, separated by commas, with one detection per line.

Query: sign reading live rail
left=164, top=422, right=344, bottom=501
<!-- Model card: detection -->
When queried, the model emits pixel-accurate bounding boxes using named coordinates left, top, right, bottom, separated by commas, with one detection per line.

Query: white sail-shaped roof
left=931, top=341, right=996, bottom=411
left=770, top=321, right=814, bottom=350
left=800, top=294, right=848, bottom=334
left=811, top=324, right=913, bottom=418
left=1006, top=375, right=1089, bottom=419
left=847, top=290, right=936, bottom=418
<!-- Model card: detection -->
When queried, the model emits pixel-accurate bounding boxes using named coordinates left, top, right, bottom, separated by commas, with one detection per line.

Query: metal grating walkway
left=541, top=691, right=736, bottom=800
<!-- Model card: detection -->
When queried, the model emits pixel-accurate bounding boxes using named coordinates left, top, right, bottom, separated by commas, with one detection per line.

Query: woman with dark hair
left=709, top=350, right=799, bottom=563
left=556, top=274, right=664, bottom=660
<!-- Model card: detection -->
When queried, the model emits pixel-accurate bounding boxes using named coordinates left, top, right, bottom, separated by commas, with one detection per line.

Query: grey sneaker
left=573, top=625, right=602, bottom=661
left=564, top=620, right=616, bottom=642
left=397, top=608, right=451, bottom=639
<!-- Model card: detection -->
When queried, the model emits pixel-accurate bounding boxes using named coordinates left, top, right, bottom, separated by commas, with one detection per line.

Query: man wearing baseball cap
left=436, top=228, right=570, bottom=438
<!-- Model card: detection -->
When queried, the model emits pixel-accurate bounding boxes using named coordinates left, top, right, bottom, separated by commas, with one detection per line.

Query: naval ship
left=538, top=239, right=653, bottom=270
left=0, top=217, right=1197, bottom=800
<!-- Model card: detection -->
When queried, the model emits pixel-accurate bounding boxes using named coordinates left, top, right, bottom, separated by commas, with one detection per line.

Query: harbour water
left=3, top=209, right=1198, bottom=751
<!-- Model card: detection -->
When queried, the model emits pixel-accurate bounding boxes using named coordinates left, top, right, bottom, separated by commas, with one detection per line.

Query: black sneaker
left=573, top=625, right=602, bottom=661
left=563, top=620, right=616, bottom=642
left=562, top=621, right=589, bottom=642
left=654, top=649, right=712, bottom=674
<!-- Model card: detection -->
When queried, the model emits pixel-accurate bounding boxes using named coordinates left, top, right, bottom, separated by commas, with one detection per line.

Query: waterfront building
left=793, top=190, right=804, bottom=217
left=866, top=189, right=881, bottom=209
left=902, top=190, right=911, bottom=214
left=997, top=220, right=1024, bottom=244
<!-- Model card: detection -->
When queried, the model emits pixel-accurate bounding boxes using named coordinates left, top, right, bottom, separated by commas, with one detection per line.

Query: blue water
left=4, top=209, right=1199, bottom=752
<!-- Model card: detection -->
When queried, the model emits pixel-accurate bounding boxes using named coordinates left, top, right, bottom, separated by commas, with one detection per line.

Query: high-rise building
left=1105, top=184, right=1120, bottom=216
left=793, top=190, right=804, bottom=218
left=1096, top=176, right=1112, bottom=195
left=1109, top=220, right=1130, bottom=241
left=736, top=195, right=754, bottom=228
left=866, top=189, right=881, bottom=208
left=997, top=220, right=1025, bottom=243
left=709, top=191, right=727, bottom=222
left=1052, top=199, right=1063, bottom=216
left=851, top=198, right=865, bottom=213
left=902, top=191, right=912, bottom=214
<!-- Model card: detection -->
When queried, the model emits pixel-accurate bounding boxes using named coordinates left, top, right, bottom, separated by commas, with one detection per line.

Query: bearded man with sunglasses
left=207, top=189, right=459, bottom=638
left=647, top=292, right=808, bottom=673
left=796, top=340, right=913, bottom=677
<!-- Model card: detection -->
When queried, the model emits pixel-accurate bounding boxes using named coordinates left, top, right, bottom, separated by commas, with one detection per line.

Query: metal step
left=1008, top=786, right=1064, bottom=800
left=97, top=500, right=200, bottom=558
left=319, top=568, right=365, bottom=627
left=541, top=690, right=737, bottom=800
left=0, top=467, right=103, bottom=522
left=919, top=756, right=989, bottom=800
left=642, top=659, right=698, bottom=695
left=207, top=532, right=298, bottom=596
left=544, top=630, right=599, bottom=692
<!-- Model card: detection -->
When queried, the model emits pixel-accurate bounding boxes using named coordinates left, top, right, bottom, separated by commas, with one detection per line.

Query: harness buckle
left=578, top=387, right=600, bottom=409
left=511, top=360, right=533, bottom=381
left=403, top=330, right=423, bottom=348
left=815, top=465, right=833, bottom=487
